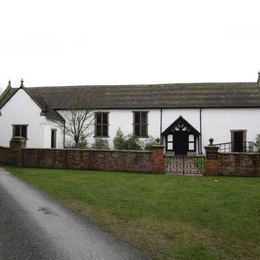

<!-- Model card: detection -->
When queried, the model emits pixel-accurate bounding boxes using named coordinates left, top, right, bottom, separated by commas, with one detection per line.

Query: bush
left=143, top=136, right=160, bottom=151
left=113, top=128, right=142, bottom=150
left=77, top=137, right=88, bottom=149
left=65, top=137, right=88, bottom=149
left=113, top=128, right=126, bottom=150
left=92, top=138, right=110, bottom=150
left=256, top=134, right=260, bottom=152
left=125, top=134, right=142, bottom=150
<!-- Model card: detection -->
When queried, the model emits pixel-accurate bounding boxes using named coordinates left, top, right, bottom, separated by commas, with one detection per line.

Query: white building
left=0, top=76, right=260, bottom=154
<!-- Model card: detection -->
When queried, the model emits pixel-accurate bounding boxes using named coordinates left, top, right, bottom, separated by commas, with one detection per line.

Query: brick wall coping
left=220, top=152, right=260, bottom=155
left=151, top=145, right=164, bottom=148
left=22, top=148, right=152, bottom=154
left=165, top=154, right=205, bottom=157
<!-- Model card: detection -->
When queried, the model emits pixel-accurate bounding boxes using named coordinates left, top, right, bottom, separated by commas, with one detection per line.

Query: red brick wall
left=22, top=148, right=154, bottom=173
left=205, top=159, right=219, bottom=176
left=152, top=146, right=164, bottom=173
left=218, top=153, right=260, bottom=177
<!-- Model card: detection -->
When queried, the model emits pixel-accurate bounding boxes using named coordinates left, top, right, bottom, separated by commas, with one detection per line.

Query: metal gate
left=165, top=155, right=205, bottom=175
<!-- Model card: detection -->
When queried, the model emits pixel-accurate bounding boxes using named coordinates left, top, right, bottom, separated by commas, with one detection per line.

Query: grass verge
left=6, top=167, right=260, bottom=259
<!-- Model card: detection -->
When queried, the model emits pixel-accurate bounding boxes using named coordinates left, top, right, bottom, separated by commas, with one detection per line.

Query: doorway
left=51, top=129, right=57, bottom=148
left=231, top=130, right=246, bottom=152
left=173, top=132, right=188, bottom=155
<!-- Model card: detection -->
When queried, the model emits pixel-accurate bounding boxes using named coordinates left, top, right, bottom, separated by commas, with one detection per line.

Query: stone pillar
left=152, top=145, right=164, bottom=173
left=204, top=138, right=219, bottom=176
left=9, top=137, right=26, bottom=166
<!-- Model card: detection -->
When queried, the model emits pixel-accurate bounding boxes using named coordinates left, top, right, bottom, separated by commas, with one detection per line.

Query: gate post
left=152, top=145, right=164, bottom=173
left=9, top=137, right=26, bottom=166
left=204, top=138, right=219, bottom=176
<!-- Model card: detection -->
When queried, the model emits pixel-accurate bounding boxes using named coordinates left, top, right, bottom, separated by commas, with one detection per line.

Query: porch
left=162, top=116, right=201, bottom=155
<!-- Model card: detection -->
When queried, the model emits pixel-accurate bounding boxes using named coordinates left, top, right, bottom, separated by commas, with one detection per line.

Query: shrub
left=142, top=136, right=160, bottom=151
left=65, top=137, right=88, bottom=149
left=92, top=138, right=110, bottom=150
left=125, top=134, right=142, bottom=150
left=113, top=128, right=127, bottom=150
left=77, top=136, right=88, bottom=149
left=113, top=128, right=142, bottom=150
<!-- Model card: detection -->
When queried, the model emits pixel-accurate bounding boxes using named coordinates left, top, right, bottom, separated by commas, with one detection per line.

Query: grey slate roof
left=0, top=82, right=260, bottom=120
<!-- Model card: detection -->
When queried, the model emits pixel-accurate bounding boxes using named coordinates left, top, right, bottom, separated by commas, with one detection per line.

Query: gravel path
left=0, top=168, right=149, bottom=260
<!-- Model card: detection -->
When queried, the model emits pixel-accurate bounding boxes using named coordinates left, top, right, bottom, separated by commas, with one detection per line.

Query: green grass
left=6, top=167, right=260, bottom=259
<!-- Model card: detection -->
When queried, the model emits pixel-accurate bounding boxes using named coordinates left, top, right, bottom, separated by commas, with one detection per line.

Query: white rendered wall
left=0, top=89, right=63, bottom=148
left=92, top=109, right=200, bottom=147
left=58, top=109, right=201, bottom=149
left=107, top=109, right=161, bottom=147
left=42, top=122, right=64, bottom=149
left=58, top=109, right=162, bottom=148
left=201, top=108, right=260, bottom=149
left=58, top=107, right=260, bottom=153
left=161, top=109, right=200, bottom=132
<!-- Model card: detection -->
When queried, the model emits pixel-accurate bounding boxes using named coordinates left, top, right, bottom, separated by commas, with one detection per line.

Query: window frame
left=188, top=134, right=196, bottom=152
left=94, top=112, right=109, bottom=138
left=132, top=111, right=148, bottom=138
left=12, top=124, right=28, bottom=139
left=166, top=134, right=174, bottom=151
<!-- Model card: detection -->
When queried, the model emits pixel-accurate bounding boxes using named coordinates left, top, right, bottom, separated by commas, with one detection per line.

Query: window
left=167, top=134, right=173, bottom=150
left=188, top=134, right=195, bottom=151
left=133, top=111, right=148, bottom=137
left=95, top=112, right=109, bottom=137
left=13, top=125, right=28, bottom=139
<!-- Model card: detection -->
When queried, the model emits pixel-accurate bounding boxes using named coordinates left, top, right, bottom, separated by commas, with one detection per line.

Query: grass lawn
left=6, top=167, right=260, bottom=259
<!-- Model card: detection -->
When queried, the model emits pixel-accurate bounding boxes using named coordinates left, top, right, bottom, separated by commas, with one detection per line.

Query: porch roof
left=162, top=116, right=200, bottom=136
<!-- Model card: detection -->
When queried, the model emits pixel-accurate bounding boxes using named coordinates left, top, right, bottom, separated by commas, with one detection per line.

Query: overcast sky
left=0, top=0, right=260, bottom=92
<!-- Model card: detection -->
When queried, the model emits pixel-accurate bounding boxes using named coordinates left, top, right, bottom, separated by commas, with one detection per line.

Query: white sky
left=0, top=0, right=260, bottom=92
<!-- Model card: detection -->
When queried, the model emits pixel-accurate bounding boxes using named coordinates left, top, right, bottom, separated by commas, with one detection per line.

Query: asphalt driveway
left=0, top=168, right=148, bottom=260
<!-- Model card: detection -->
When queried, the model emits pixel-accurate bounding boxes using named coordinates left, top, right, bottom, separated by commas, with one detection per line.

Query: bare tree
left=56, top=90, right=96, bottom=148
left=62, top=110, right=94, bottom=148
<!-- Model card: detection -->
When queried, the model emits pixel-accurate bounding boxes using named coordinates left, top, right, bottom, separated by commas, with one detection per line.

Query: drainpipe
left=63, top=121, right=66, bottom=148
left=160, top=108, right=163, bottom=144
left=199, top=108, right=202, bottom=154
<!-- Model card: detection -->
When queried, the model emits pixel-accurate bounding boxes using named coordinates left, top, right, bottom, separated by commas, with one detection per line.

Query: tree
left=56, top=90, right=96, bottom=148
left=61, top=109, right=94, bottom=148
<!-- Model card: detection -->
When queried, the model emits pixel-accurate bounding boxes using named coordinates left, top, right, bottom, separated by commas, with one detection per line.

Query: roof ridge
left=24, top=82, right=258, bottom=89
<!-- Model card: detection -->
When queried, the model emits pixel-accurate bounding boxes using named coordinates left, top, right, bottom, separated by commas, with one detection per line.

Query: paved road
left=0, top=168, right=148, bottom=260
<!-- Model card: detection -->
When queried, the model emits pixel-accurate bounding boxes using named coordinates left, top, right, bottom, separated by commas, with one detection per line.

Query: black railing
left=215, top=141, right=257, bottom=153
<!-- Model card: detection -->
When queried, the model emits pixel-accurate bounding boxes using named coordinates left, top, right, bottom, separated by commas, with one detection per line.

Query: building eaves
left=1, top=82, right=260, bottom=114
